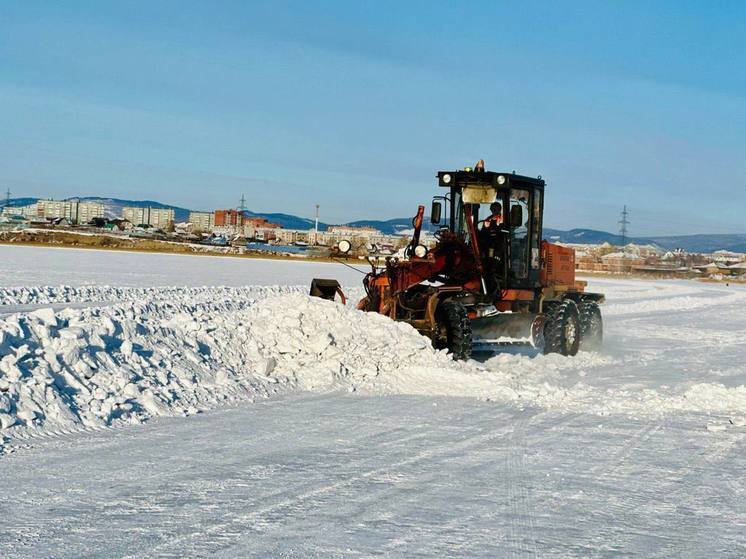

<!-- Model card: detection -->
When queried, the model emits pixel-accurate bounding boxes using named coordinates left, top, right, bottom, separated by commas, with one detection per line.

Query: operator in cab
left=481, top=201, right=503, bottom=229
left=477, top=201, right=505, bottom=298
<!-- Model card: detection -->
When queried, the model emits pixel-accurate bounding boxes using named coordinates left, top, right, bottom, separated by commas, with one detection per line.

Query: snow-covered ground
left=0, top=244, right=364, bottom=288
left=0, top=245, right=744, bottom=557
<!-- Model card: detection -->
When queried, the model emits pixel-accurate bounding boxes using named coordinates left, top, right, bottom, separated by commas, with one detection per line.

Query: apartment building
left=36, top=200, right=105, bottom=224
left=213, top=209, right=246, bottom=227
left=1, top=203, right=39, bottom=218
left=123, top=206, right=175, bottom=229
left=188, top=211, right=214, bottom=231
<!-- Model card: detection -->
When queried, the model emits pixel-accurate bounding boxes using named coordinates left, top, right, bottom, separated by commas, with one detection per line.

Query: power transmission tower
left=4, top=187, right=10, bottom=208
left=618, top=205, right=630, bottom=250
left=238, top=194, right=247, bottom=213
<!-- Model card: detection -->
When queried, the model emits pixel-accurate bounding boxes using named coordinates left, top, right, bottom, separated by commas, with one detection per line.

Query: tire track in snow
left=500, top=411, right=584, bottom=559
left=382, top=410, right=582, bottom=557
left=504, top=410, right=539, bottom=559
left=204, top=408, right=580, bottom=559
left=589, top=420, right=664, bottom=478
left=131, top=406, right=527, bottom=558
left=3, top=394, right=465, bottom=557
left=663, top=427, right=746, bottom=559
left=119, top=423, right=452, bottom=557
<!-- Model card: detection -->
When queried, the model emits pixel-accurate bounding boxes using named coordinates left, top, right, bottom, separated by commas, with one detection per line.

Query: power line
left=618, top=205, right=630, bottom=248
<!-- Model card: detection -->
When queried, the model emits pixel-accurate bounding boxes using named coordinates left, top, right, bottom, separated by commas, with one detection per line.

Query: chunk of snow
left=29, top=307, right=57, bottom=326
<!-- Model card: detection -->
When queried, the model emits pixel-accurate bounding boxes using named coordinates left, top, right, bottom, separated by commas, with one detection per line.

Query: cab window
left=509, top=189, right=530, bottom=279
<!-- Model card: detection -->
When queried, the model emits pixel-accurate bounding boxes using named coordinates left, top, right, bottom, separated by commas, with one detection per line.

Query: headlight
left=337, top=240, right=351, bottom=254
left=497, top=175, right=506, bottom=185
left=442, top=173, right=452, bottom=184
left=413, top=244, right=428, bottom=258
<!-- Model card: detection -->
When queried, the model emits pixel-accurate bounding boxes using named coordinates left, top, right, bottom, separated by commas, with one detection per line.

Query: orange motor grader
left=311, top=162, right=604, bottom=360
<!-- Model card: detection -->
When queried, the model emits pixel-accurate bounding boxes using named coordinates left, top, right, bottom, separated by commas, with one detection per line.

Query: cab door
left=508, top=187, right=543, bottom=288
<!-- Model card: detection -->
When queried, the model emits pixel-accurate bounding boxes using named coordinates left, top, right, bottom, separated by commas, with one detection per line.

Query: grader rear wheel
left=579, top=301, right=603, bottom=351
left=543, top=299, right=580, bottom=356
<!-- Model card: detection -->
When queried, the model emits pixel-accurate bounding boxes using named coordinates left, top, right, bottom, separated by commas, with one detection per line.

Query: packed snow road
left=0, top=246, right=745, bottom=557
left=2, top=393, right=743, bottom=558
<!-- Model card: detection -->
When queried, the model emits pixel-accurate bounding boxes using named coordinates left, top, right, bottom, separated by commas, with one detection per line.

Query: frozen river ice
left=0, top=245, right=744, bottom=557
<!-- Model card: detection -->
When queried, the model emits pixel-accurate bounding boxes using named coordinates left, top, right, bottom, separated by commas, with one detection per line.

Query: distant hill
left=244, top=210, right=327, bottom=231
left=543, top=228, right=629, bottom=246
left=542, top=228, right=746, bottom=252
left=347, top=217, right=440, bottom=235
left=3, top=197, right=744, bottom=253
left=0, top=197, right=39, bottom=210
left=539, top=228, right=746, bottom=253
left=642, top=234, right=746, bottom=253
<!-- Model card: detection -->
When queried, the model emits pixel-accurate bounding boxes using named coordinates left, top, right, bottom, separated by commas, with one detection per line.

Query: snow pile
left=2, top=287, right=746, bottom=449
left=223, top=295, right=608, bottom=407
left=0, top=284, right=307, bottom=307
left=0, top=290, right=583, bottom=444
left=0, top=298, right=275, bottom=436
left=0, top=293, right=463, bottom=442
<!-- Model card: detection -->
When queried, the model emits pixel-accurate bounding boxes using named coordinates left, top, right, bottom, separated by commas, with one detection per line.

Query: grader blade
left=309, top=278, right=347, bottom=305
left=470, top=312, right=538, bottom=351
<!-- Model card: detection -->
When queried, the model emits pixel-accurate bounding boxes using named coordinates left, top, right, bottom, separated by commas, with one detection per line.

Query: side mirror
left=430, top=201, right=442, bottom=224
left=510, top=205, right=523, bottom=227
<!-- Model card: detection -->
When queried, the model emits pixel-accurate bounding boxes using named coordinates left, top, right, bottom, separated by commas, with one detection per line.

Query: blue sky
left=1, top=1, right=745, bottom=235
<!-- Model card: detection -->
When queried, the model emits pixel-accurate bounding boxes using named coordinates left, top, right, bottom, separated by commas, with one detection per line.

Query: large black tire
left=531, top=301, right=557, bottom=351
left=434, top=300, right=472, bottom=361
left=543, top=299, right=580, bottom=356
left=578, top=301, right=603, bottom=351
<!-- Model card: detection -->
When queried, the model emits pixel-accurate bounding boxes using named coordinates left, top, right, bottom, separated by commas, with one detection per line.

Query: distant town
left=0, top=197, right=413, bottom=259
left=565, top=242, right=746, bottom=280
left=1, top=196, right=745, bottom=281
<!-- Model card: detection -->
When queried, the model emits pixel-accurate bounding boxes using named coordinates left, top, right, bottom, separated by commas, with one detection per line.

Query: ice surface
left=0, top=247, right=744, bottom=557
left=0, top=244, right=364, bottom=288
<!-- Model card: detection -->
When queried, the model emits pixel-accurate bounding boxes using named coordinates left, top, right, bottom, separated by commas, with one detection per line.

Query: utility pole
left=618, top=205, right=630, bottom=250
left=235, top=194, right=248, bottom=231
left=313, top=204, right=320, bottom=246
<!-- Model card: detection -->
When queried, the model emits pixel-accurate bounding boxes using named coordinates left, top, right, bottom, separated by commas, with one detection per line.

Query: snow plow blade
left=470, top=312, right=538, bottom=351
left=309, top=278, right=346, bottom=305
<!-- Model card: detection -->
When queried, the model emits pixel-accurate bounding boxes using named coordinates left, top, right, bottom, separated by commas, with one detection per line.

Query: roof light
left=337, top=239, right=351, bottom=254
left=497, top=175, right=506, bottom=185
left=442, top=173, right=452, bottom=184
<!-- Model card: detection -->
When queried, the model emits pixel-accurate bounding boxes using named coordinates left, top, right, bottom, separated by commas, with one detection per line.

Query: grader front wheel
left=434, top=300, right=473, bottom=361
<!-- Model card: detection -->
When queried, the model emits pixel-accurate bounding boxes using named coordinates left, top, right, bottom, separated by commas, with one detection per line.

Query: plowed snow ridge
left=2, top=284, right=746, bottom=450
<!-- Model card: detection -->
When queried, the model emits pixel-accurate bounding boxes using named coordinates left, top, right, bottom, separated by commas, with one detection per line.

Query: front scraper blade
left=470, top=312, right=537, bottom=353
